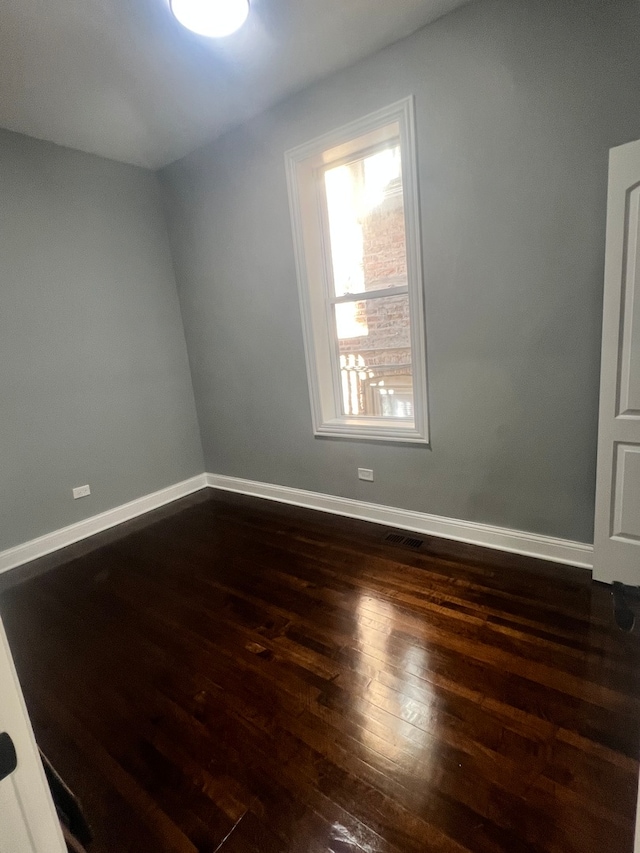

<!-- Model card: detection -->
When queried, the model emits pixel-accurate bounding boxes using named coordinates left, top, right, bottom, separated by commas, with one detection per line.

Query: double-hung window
left=285, top=97, right=429, bottom=443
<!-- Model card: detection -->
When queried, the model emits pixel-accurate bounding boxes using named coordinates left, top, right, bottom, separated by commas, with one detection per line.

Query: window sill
left=314, top=417, right=428, bottom=444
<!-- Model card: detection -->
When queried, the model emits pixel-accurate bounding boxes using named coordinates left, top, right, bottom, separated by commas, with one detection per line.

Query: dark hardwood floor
left=1, top=491, right=639, bottom=853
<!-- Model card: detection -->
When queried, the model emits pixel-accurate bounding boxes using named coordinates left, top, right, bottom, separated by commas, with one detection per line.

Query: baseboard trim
left=0, top=471, right=595, bottom=577
left=0, top=474, right=208, bottom=576
left=206, top=473, right=594, bottom=570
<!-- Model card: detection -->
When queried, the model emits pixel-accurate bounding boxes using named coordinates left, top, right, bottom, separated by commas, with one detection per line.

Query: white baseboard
left=206, top=473, right=594, bottom=570
left=0, top=471, right=595, bottom=577
left=0, top=474, right=208, bottom=576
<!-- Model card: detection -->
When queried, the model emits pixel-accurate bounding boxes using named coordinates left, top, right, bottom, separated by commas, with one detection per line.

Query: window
left=286, top=97, right=428, bottom=443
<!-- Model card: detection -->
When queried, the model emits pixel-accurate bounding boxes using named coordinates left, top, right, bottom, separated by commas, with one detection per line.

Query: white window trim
left=285, top=96, right=429, bottom=444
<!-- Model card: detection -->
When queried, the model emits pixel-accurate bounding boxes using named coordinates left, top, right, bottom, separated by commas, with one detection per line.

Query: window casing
left=285, top=97, right=429, bottom=443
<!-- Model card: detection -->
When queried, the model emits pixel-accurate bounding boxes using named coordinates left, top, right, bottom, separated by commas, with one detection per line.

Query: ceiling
left=0, top=0, right=470, bottom=169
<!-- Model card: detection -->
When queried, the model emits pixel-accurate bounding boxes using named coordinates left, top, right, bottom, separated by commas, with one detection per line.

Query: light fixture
left=171, top=0, right=249, bottom=37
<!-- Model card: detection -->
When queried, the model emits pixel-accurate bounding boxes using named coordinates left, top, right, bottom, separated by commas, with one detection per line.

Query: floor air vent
left=383, top=532, right=424, bottom=550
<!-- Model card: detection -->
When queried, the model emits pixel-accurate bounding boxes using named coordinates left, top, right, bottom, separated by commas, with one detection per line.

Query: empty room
left=2, top=0, right=640, bottom=851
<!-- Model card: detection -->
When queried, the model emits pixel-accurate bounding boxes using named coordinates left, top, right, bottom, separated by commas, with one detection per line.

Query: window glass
left=324, top=144, right=407, bottom=299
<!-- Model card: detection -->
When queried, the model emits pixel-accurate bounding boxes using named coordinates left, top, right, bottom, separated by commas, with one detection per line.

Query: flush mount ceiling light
left=170, top=0, right=250, bottom=37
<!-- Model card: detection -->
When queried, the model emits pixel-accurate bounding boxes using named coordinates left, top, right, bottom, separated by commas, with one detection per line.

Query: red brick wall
left=362, top=195, right=407, bottom=290
left=338, top=194, right=411, bottom=372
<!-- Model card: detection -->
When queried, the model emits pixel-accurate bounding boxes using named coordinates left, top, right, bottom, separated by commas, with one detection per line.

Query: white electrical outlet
left=358, top=468, right=374, bottom=482
left=72, top=484, right=91, bottom=499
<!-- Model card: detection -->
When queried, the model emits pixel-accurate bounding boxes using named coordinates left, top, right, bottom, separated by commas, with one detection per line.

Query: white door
left=0, top=616, right=66, bottom=853
left=594, top=138, right=640, bottom=585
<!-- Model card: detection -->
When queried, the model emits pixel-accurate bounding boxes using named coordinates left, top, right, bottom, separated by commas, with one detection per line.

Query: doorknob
left=0, top=732, right=17, bottom=781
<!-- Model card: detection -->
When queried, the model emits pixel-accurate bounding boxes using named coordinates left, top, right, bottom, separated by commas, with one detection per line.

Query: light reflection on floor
left=354, top=594, right=436, bottom=776
left=327, top=822, right=375, bottom=853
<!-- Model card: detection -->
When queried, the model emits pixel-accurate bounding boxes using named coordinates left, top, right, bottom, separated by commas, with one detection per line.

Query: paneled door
left=594, top=139, right=640, bottom=585
left=0, top=616, right=66, bottom=853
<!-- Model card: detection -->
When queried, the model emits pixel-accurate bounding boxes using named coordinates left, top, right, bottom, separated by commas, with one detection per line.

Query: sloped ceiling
left=0, top=0, right=471, bottom=168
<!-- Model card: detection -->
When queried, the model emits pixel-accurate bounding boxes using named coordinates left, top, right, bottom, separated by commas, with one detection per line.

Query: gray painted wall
left=0, top=129, right=203, bottom=552
left=160, top=0, right=640, bottom=545
left=161, top=0, right=640, bottom=541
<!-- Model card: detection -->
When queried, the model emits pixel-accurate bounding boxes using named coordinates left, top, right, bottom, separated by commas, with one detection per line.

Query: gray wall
left=0, top=129, right=203, bottom=552
left=160, top=0, right=640, bottom=545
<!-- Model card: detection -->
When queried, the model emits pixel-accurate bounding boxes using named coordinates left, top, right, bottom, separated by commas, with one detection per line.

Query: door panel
left=0, top=617, right=66, bottom=853
left=618, top=185, right=640, bottom=416
left=594, top=139, right=640, bottom=584
left=612, top=443, right=640, bottom=541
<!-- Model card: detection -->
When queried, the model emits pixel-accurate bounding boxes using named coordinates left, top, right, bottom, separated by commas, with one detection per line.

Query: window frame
left=285, top=97, right=429, bottom=444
